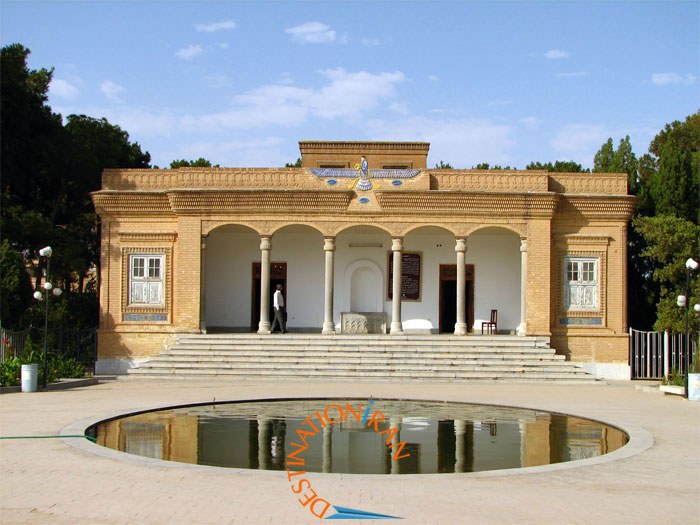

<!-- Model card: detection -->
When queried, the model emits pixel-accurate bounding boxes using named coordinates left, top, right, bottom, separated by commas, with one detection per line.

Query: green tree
left=285, top=158, right=302, bottom=168
left=0, top=240, right=33, bottom=329
left=526, top=160, right=586, bottom=172
left=434, top=160, right=453, bottom=169
left=170, top=158, right=214, bottom=168
left=593, top=136, right=638, bottom=193
left=1, top=44, right=64, bottom=211
left=634, top=215, right=700, bottom=333
left=0, top=44, right=151, bottom=329
left=472, top=163, right=513, bottom=170
left=627, top=112, right=700, bottom=330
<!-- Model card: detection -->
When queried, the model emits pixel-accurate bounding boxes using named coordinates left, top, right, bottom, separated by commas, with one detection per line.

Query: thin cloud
left=555, top=71, right=589, bottom=78
left=183, top=68, right=405, bottom=130
left=544, top=49, right=570, bottom=59
left=195, top=20, right=237, bottom=32
left=49, top=78, right=80, bottom=100
left=368, top=117, right=514, bottom=168
left=651, top=73, right=697, bottom=86
left=101, top=80, right=125, bottom=102
left=550, top=123, right=607, bottom=165
left=285, top=22, right=336, bottom=44
left=175, top=45, right=204, bottom=60
left=520, top=116, right=542, bottom=128
left=361, top=37, right=381, bottom=47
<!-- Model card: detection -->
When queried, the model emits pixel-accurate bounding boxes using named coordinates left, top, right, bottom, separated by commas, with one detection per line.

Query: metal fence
left=629, top=328, right=698, bottom=379
left=1, top=326, right=97, bottom=372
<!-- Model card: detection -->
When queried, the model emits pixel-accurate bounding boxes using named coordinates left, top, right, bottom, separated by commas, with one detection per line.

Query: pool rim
left=62, top=396, right=654, bottom=479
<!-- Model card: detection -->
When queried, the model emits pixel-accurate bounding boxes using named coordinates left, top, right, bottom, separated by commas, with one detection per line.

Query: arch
left=204, top=223, right=261, bottom=331
left=203, top=222, right=261, bottom=236
left=270, top=223, right=325, bottom=236
left=334, top=223, right=394, bottom=238
left=466, top=224, right=524, bottom=238
left=343, top=259, right=384, bottom=313
left=466, top=226, right=522, bottom=333
left=403, top=224, right=458, bottom=237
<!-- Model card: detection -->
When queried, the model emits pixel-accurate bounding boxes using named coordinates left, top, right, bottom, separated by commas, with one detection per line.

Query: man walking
left=270, top=284, right=287, bottom=334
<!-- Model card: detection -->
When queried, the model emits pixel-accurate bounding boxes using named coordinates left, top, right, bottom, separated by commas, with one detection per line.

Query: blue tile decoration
left=310, top=168, right=420, bottom=179
left=124, top=313, right=168, bottom=322
left=327, top=179, right=338, bottom=185
left=392, top=180, right=403, bottom=186
left=359, top=197, right=370, bottom=204
left=560, top=317, right=603, bottom=325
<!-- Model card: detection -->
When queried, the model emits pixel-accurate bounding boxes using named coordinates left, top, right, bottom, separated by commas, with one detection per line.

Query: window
left=129, top=254, right=164, bottom=305
left=564, top=257, right=598, bottom=310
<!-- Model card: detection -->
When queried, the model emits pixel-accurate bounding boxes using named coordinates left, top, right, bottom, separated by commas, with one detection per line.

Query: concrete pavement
left=1, top=379, right=699, bottom=524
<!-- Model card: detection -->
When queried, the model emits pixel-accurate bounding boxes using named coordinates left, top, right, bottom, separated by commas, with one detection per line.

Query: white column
left=390, top=417, right=402, bottom=474
left=322, top=425, right=333, bottom=473
left=454, top=420, right=466, bottom=473
left=257, top=236, right=272, bottom=334
left=390, top=237, right=404, bottom=335
left=257, top=416, right=270, bottom=470
left=517, top=238, right=528, bottom=336
left=200, top=235, right=207, bottom=333
left=454, top=238, right=468, bottom=336
left=322, top=237, right=336, bottom=335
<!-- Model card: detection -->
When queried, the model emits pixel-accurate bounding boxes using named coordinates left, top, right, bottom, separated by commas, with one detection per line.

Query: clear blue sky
left=2, top=0, right=698, bottom=169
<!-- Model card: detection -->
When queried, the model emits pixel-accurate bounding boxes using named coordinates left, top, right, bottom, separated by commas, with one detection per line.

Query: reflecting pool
left=88, top=398, right=628, bottom=474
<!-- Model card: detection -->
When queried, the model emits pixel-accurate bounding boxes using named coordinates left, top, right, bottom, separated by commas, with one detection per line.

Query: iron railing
left=1, top=326, right=97, bottom=372
left=629, top=328, right=697, bottom=379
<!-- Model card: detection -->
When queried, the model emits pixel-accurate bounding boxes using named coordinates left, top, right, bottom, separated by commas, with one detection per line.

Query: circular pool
left=87, top=398, right=629, bottom=475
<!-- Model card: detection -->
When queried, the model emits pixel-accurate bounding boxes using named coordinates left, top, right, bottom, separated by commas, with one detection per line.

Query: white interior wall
left=401, top=231, right=456, bottom=331
left=467, top=232, right=521, bottom=332
left=270, top=232, right=324, bottom=329
left=205, top=229, right=259, bottom=328
left=335, top=232, right=391, bottom=323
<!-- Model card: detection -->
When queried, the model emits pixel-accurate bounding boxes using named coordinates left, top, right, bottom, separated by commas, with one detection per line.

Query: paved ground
left=1, top=379, right=698, bottom=524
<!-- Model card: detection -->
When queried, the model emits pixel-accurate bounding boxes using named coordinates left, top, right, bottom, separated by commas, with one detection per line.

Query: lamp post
left=677, top=257, right=699, bottom=399
left=33, top=246, right=62, bottom=389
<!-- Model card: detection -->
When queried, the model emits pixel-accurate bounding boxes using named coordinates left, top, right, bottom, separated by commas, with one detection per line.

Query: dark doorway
left=439, top=264, right=474, bottom=333
left=252, top=262, right=287, bottom=331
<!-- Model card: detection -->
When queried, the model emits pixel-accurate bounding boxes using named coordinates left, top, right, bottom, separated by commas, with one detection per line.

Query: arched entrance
left=467, top=227, right=521, bottom=334
left=205, top=224, right=259, bottom=332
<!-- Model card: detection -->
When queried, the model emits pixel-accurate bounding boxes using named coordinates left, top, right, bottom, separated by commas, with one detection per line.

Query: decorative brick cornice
left=559, top=195, right=636, bottom=220
left=118, top=232, right=178, bottom=243
left=554, top=235, right=611, bottom=247
left=375, top=191, right=559, bottom=218
left=548, top=173, right=628, bottom=194
left=166, top=190, right=353, bottom=215
left=101, top=168, right=314, bottom=191
left=92, top=192, right=173, bottom=215
left=430, top=172, right=549, bottom=192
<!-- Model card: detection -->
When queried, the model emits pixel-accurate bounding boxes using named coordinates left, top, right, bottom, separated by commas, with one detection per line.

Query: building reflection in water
left=91, top=399, right=628, bottom=475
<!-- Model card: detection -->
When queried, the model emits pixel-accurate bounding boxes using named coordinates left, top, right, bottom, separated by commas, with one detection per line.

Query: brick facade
left=92, top=141, right=635, bottom=375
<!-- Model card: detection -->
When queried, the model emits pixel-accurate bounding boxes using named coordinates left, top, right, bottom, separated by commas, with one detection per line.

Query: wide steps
left=125, top=334, right=596, bottom=383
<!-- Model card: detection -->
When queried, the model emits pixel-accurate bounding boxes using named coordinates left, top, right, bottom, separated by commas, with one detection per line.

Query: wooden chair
left=481, top=309, right=498, bottom=335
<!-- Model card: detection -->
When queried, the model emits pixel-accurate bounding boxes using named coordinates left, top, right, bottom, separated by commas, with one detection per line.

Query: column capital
left=323, top=237, right=336, bottom=251
left=455, top=238, right=467, bottom=253
left=391, top=237, right=404, bottom=251
left=520, top=238, right=528, bottom=252
left=260, top=236, right=271, bottom=251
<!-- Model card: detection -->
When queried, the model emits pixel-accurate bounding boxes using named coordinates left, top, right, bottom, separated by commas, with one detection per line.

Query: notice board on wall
left=387, top=252, right=421, bottom=301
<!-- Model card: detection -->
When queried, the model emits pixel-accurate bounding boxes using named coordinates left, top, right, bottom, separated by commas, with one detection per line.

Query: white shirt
left=273, top=290, right=285, bottom=310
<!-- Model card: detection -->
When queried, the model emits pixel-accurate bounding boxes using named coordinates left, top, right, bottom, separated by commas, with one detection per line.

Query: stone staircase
left=125, top=334, right=598, bottom=383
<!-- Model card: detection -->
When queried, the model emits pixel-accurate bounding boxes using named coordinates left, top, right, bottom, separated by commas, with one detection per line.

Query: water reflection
left=89, top=399, right=628, bottom=474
